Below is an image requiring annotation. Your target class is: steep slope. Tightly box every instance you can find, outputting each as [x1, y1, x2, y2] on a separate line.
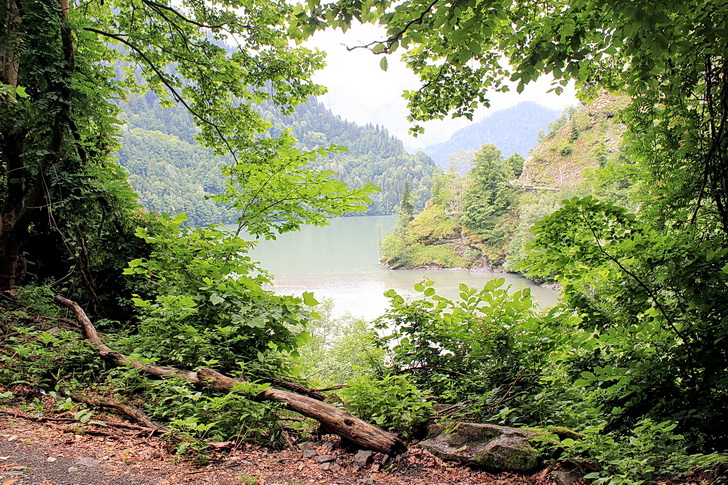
[521, 94, 629, 189]
[382, 93, 631, 271]
[423, 102, 562, 168]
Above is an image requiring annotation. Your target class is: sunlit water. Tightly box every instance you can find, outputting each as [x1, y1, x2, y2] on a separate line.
[226, 215, 559, 320]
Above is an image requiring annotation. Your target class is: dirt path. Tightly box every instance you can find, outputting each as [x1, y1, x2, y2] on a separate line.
[0, 410, 559, 485]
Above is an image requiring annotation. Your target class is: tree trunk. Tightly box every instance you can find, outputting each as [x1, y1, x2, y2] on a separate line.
[54, 295, 406, 455]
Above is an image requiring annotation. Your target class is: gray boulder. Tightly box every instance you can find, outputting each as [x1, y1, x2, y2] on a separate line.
[418, 422, 540, 472]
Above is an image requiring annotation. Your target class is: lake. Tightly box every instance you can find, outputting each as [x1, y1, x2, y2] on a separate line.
[230, 215, 559, 320]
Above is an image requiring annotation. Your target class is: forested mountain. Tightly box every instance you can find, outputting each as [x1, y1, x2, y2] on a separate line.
[116, 94, 437, 225]
[422, 102, 562, 169]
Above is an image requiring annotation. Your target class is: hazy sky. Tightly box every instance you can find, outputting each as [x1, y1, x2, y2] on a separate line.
[306, 24, 578, 151]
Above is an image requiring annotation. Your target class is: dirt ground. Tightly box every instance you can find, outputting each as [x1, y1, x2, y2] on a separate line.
[0, 407, 566, 485]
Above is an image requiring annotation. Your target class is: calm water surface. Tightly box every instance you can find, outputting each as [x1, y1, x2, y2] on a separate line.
[230, 215, 558, 320]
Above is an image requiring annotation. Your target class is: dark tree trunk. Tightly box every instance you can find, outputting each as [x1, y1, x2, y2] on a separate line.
[0, 0, 76, 290]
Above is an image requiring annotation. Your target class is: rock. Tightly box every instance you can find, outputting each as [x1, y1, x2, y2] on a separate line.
[353, 450, 373, 466]
[68, 466, 79, 473]
[302, 449, 318, 459]
[418, 422, 540, 472]
[314, 454, 337, 463]
[551, 468, 584, 485]
[298, 441, 318, 450]
[357, 478, 376, 485]
[74, 457, 100, 468]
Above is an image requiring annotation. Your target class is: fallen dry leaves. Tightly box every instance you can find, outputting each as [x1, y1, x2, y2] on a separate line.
[0, 405, 560, 485]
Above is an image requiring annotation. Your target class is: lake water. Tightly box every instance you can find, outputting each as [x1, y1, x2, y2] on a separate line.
[230, 215, 559, 320]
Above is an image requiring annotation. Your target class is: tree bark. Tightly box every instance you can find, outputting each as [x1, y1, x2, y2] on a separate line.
[54, 295, 406, 455]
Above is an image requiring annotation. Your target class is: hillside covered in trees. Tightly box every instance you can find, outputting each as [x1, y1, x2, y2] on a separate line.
[117, 93, 437, 225]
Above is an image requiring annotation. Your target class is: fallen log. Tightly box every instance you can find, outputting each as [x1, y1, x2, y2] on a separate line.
[54, 295, 406, 455]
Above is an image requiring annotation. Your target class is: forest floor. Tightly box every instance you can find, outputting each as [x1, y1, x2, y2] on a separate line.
[0, 405, 567, 485]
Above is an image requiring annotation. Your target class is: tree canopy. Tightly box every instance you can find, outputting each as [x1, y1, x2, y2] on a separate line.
[0, 0, 374, 291]
[294, 0, 727, 231]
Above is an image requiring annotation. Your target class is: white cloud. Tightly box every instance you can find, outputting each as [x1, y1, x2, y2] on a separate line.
[306, 24, 578, 151]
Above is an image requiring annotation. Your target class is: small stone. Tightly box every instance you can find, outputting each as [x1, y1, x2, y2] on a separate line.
[68, 466, 80, 473]
[330, 464, 341, 472]
[357, 479, 376, 485]
[302, 449, 318, 459]
[75, 457, 100, 468]
[314, 454, 337, 463]
[47, 456, 57, 462]
[353, 450, 373, 466]
[551, 469, 584, 485]
[321, 462, 331, 471]
[298, 441, 318, 450]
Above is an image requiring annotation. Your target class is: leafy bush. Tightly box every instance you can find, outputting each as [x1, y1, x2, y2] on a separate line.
[374, 279, 580, 425]
[340, 374, 432, 437]
[524, 196, 728, 449]
[0, 298, 103, 391]
[561, 419, 688, 484]
[121, 214, 315, 375]
[295, 303, 385, 386]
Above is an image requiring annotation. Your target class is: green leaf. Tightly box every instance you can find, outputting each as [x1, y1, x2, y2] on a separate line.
[380, 56, 389, 71]
[302, 291, 319, 306]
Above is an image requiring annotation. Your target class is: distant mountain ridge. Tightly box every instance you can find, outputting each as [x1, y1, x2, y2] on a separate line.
[423, 102, 562, 168]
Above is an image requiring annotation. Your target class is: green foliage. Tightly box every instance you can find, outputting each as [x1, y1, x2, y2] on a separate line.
[382, 144, 520, 270]
[121, 214, 314, 374]
[562, 419, 687, 484]
[459, 144, 515, 243]
[340, 374, 433, 437]
[295, 302, 385, 386]
[523, 196, 728, 448]
[374, 279, 578, 425]
[144, 379, 285, 449]
[380, 204, 469, 268]
[0, 295, 105, 390]
[118, 95, 438, 226]
[397, 181, 415, 228]
[503, 195, 562, 275]
[215, 132, 377, 240]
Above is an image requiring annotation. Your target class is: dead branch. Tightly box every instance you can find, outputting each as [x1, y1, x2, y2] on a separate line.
[60, 389, 169, 433]
[262, 376, 326, 401]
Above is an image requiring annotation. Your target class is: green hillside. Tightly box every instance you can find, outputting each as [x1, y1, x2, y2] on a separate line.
[521, 94, 630, 189]
[116, 94, 438, 226]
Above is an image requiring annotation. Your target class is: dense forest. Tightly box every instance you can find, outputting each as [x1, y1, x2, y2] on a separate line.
[118, 92, 437, 226]
[1, 0, 727, 482]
